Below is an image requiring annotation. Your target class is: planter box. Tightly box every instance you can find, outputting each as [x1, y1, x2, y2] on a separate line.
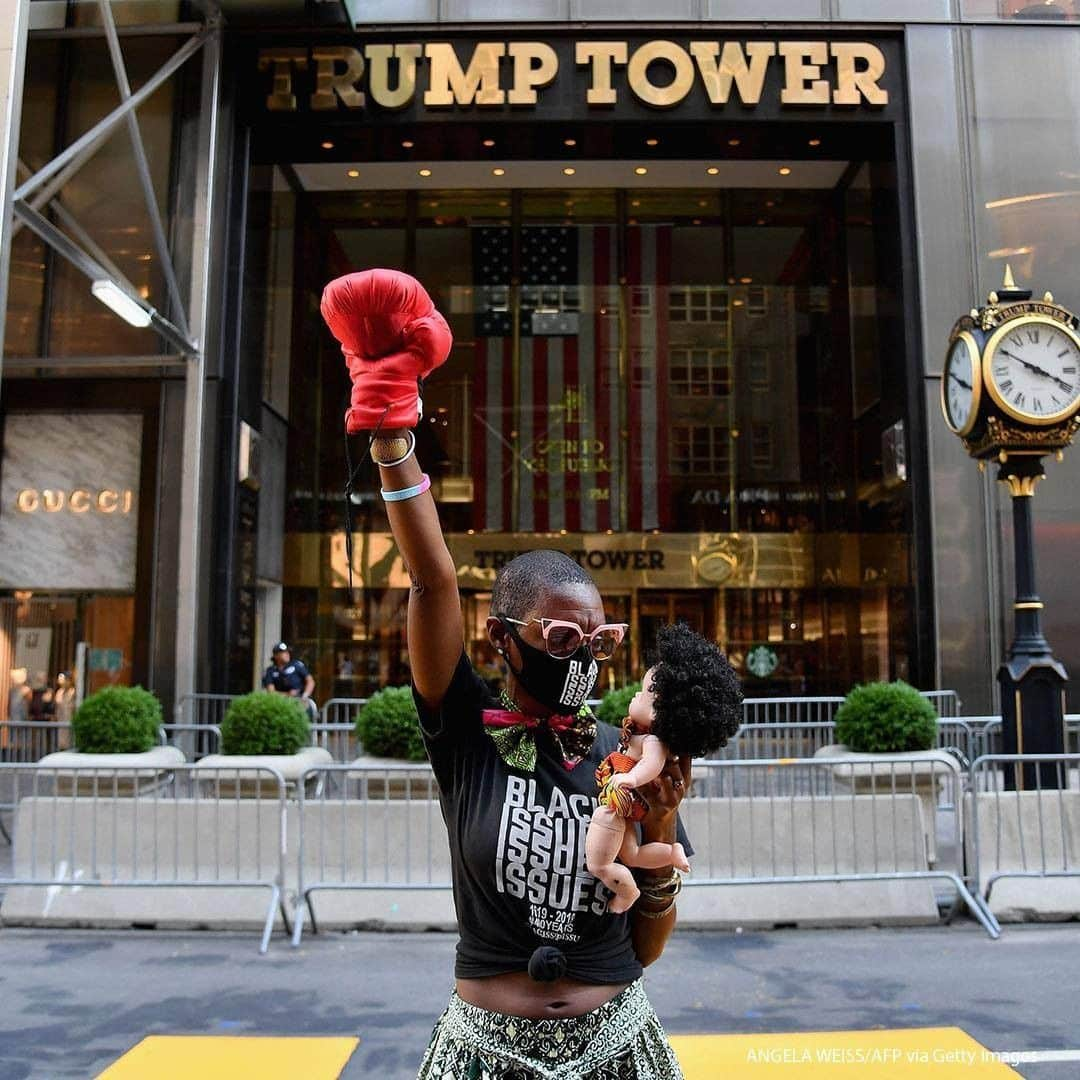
[35, 747, 186, 796]
[813, 745, 961, 866]
[192, 747, 333, 798]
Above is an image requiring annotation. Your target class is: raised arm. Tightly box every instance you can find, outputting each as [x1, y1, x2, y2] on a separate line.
[321, 269, 463, 710]
[373, 430, 463, 708]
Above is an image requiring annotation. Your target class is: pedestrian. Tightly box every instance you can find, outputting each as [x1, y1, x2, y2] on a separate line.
[261, 643, 316, 714]
[322, 268, 693, 1079]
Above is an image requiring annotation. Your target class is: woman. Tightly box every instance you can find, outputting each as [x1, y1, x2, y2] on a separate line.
[322, 269, 690, 1079]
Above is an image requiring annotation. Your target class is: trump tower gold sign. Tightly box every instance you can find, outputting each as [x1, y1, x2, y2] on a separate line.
[257, 38, 890, 114]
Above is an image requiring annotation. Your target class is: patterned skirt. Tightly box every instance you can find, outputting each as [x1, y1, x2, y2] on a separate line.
[416, 979, 684, 1080]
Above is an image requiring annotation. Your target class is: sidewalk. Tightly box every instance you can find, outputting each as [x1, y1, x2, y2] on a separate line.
[0, 924, 1076, 1078]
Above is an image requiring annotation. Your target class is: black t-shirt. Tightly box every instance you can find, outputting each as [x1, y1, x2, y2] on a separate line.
[413, 652, 689, 985]
[262, 660, 310, 694]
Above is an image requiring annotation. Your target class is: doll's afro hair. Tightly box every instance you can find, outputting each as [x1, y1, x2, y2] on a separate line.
[649, 623, 742, 759]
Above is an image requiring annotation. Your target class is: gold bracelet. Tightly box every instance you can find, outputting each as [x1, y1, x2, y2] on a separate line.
[636, 899, 676, 920]
[639, 870, 682, 904]
[370, 431, 414, 466]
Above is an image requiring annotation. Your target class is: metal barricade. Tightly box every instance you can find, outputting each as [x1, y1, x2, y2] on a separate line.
[309, 724, 360, 763]
[741, 696, 845, 726]
[921, 690, 961, 718]
[970, 717, 1079, 759]
[719, 722, 838, 761]
[0, 762, 289, 952]
[174, 693, 238, 729]
[159, 723, 221, 761]
[684, 756, 998, 938]
[319, 697, 368, 728]
[0, 721, 74, 761]
[291, 762, 445, 945]
[968, 753, 1080, 924]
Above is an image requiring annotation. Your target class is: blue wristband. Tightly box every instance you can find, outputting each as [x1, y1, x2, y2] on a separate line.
[381, 473, 432, 502]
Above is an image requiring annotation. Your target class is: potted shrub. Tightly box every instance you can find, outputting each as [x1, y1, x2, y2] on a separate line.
[353, 687, 430, 798]
[594, 682, 642, 729]
[194, 693, 331, 797]
[40, 685, 184, 794]
[815, 681, 958, 865]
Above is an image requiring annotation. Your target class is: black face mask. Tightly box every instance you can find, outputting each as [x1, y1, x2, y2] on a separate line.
[499, 618, 602, 713]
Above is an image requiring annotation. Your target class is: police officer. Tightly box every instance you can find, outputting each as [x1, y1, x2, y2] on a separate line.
[262, 642, 316, 706]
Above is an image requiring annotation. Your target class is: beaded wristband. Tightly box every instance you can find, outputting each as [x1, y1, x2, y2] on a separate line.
[370, 430, 416, 467]
[381, 473, 431, 503]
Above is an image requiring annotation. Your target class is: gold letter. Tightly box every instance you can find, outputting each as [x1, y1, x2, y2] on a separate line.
[424, 43, 505, 107]
[575, 42, 628, 106]
[690, 41, 775, 105]
[627, 41, 695, 108]
[257, 49, 308, 111]
[16, 489, 38, 512]
[831, 42, 888, 105]
[311, 46, 365, 110]
[69, 490, 91, 513]
[507, 42, 558, 106]
[97, 490, 119, 513]
[43, 489, 64, 513]
[779, 42, 830, 105]
[366, 44, 422, 109]
[122, 489, 134, 514]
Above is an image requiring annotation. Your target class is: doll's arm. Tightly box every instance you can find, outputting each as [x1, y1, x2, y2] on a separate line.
[614, 736, 668, 789]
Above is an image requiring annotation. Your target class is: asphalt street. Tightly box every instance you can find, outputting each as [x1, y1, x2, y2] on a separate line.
[0, 924, 1077, 1079]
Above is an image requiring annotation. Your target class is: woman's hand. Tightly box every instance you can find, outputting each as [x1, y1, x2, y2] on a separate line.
[638, 754, 692, 841]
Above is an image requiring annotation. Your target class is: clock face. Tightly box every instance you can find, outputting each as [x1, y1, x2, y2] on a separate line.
[942, 332, 981, 435]
[985, 317, 1080, 425]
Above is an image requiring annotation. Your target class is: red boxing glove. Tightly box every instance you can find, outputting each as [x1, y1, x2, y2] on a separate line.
[320, 269, 453, 434]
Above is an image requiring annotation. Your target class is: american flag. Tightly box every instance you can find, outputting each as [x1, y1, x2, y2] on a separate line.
[471, 225, 671, 534]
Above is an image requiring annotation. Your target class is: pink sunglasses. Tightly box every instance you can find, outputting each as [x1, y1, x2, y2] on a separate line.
[501, 616, 629, 660]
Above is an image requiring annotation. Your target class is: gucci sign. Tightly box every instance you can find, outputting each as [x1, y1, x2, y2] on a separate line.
[16, 488, 135, 514]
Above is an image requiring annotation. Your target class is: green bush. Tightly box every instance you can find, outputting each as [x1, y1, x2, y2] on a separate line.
[71, 686, 162, 754]
[220, 692, 310, 755]
[834, 681, 938, 754]
[355, 687, 427, 761]
[593, 682, 642, 728]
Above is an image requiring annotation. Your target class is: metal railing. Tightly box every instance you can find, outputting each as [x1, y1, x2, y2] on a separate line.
[159, 723, 221, 761]
[0, 721, 74, 761]
[738, 690, 961, 727]
[0, 763, 289, 952]
[968, 753, 1080, 919]
[683, 756, 998, 938]
[173, 693, 238, 729]
[717, 719, 980, 771]
[291, 762, 445, 945]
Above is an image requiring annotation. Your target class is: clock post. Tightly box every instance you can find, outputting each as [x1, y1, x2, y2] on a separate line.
[942, 266, 1080, 790]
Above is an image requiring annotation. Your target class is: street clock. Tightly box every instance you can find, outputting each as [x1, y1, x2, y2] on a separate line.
[941, 266, 1079, 790]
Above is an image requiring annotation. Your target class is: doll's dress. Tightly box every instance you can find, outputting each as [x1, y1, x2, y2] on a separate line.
[595, 717, 650, 823]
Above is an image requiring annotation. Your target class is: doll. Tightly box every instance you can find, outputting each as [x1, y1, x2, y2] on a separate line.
[585, 622, 742, 914]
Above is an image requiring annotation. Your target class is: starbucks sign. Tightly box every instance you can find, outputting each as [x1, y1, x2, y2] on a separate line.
[746, 645, 779, 679]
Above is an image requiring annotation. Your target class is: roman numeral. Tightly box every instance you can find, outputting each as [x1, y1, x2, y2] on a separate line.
[1027, 329, 1040, 345]
[1015, 392, 1025, 407]
[995, 366, 1009, 377]
[1009, 334, 1023, 348]
[1052, 396, 1062, 406]
[1064, 366, 1077, 374]
[1064, 383, 1075, 394]
[1059, 350, 1071, 359]
[1000, 379, 1014, 392]
[1033, 397, 1042, 412]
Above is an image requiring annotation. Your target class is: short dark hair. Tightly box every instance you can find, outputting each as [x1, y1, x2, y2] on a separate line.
[491, 550, 597, 620]
[650, 623, 742, 758]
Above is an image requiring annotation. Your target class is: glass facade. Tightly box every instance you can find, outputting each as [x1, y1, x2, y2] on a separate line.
[255, 127, 917, 699]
